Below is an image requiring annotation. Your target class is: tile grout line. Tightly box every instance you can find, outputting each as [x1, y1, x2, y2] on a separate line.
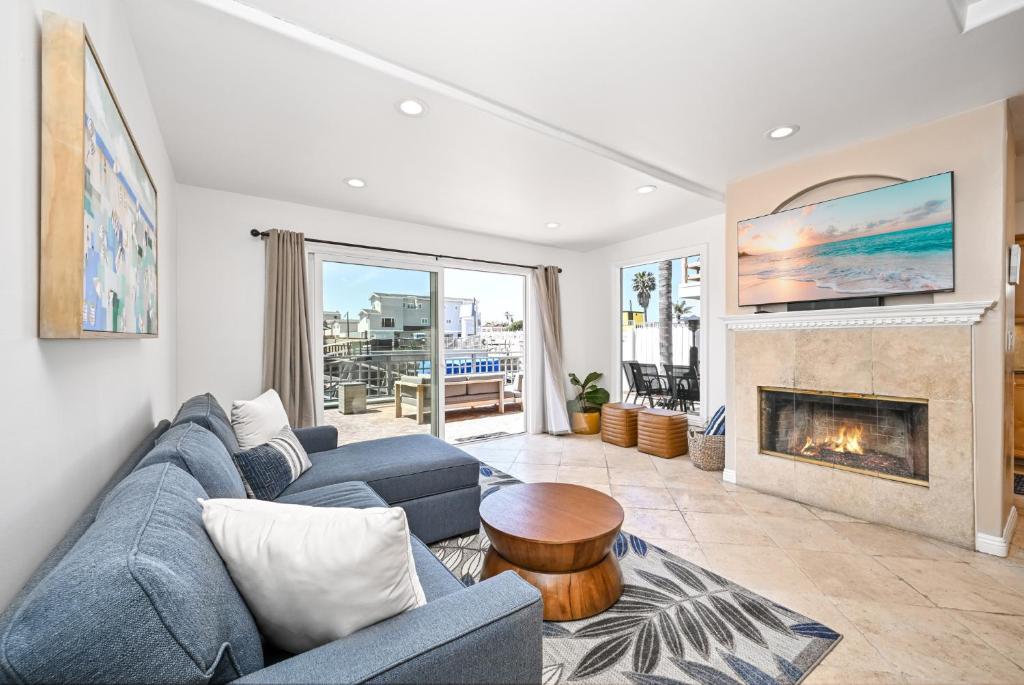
[758, 520, 908, 678]
[944, 609, 1024, 676]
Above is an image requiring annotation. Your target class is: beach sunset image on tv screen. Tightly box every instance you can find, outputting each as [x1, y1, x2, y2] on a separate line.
[737, 172, 953, 307]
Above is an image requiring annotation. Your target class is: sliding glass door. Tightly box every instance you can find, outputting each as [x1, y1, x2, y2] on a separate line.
[310, 249, 533, 444]
[314, 258, 441, 443]
[442, 268, 526, 443]
[618, 247, 707, 422]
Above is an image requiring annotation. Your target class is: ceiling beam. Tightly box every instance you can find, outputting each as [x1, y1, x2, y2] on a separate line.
[190, 0, 725, 202]
[946, 0, 1024, 31]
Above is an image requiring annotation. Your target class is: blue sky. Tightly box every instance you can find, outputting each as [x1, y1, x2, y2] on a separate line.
[738, 172, 952, 256]
[620, 259, 683, 323]
[323, 263, 525, 322]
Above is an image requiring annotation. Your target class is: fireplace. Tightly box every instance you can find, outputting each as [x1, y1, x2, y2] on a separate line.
[759, 387, 928, 485]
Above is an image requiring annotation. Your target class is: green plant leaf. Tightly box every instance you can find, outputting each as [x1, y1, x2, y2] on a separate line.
[567, 371, 609, 410]
[584, 387, 610, 406]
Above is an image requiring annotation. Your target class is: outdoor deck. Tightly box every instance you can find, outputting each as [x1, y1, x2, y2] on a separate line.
[324, 402, 525, 445]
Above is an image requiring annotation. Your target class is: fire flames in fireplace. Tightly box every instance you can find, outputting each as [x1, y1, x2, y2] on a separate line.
[799, 423, 864, 457]
[759, 387, 929, 484]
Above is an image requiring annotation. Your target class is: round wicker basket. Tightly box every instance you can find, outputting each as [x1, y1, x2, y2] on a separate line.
[688, 429, 725, 471]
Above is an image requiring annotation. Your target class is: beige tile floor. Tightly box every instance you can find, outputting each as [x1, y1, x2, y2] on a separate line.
[460, 432, 1024, 685]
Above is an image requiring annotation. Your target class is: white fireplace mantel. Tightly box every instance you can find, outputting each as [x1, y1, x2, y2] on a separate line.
[722, 300, 995, 331]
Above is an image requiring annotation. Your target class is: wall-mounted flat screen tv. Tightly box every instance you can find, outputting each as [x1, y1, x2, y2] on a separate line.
[737, 171, 953, 307]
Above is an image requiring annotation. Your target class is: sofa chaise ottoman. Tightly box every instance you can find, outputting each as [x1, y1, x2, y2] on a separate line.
[277, 433, 480, 543]
[0, 395, 542, 684]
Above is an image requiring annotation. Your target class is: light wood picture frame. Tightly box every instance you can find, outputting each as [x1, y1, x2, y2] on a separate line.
[40, 12, 158, 339]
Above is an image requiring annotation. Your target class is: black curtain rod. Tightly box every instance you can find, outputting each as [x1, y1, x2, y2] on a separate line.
[249, 229, 562, 273]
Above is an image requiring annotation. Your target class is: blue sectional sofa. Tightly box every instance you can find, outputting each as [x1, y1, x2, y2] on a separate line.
[0, 394, 543, 684]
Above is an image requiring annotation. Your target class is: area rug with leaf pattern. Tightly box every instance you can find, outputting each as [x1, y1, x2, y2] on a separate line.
[428, 464, 841, 685]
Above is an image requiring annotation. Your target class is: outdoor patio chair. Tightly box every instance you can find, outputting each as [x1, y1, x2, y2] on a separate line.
[663, 363, 685, 411]
[621, 360, 638, 403]
[664, 363, 699, 412]
[505, 373, 524, 407]
[629, 362, 671, 408]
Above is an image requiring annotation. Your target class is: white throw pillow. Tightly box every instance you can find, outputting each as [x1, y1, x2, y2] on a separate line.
[200, 498, 427, 653]
[231, 389, 290, 449]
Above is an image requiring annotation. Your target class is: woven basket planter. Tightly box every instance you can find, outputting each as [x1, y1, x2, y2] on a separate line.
[688, 430, 725, 471]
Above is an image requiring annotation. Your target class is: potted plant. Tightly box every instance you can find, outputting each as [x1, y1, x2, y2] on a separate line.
[567, 371, 611, 435]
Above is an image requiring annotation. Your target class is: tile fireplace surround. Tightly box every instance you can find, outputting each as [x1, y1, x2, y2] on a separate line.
[724, 301, 994, 548]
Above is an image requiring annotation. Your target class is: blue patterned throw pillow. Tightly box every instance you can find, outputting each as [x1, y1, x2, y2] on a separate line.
[705, 405, 726, 436]
[232, 426, 312, 500]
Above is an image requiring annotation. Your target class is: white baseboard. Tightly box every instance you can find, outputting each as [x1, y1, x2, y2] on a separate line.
[722, 468, 737, 484]
[975, 506, 1018, 557]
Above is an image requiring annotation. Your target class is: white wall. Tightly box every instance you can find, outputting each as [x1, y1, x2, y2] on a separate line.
[175, 184, 593, 408]
[585, 214, 727, 420]
[0, 0, 178, 608]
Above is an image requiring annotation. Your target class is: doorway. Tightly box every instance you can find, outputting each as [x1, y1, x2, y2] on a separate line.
[617, 247, 708, 424]
[316, 259, 440, 444]
[311, 251, 531, 445]
[442, 268, 527, 443]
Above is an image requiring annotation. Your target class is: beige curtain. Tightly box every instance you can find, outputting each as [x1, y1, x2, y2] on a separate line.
[262, 229, 316, 427]
[533, 266, 571, 434]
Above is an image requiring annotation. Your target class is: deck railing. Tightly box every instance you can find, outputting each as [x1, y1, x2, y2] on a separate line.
[323, 348, 523, 407]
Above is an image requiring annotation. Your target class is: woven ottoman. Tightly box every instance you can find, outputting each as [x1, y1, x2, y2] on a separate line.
[601, 403, 644, 447]
[637, 408, 689, 459]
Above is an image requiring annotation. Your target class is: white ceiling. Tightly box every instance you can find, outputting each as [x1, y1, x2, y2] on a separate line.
[125, 0, 1024, 250]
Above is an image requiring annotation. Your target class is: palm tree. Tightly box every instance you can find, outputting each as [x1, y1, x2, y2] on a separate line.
[673, 301, 693, 324]
[631, 270, 655, 322]
[658, 260, 673, 368]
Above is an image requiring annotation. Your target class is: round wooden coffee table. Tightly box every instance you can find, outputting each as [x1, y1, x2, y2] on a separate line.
[479, 482, 625, 621]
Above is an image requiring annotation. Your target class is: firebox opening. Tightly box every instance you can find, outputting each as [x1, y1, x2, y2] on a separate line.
[758, 387, 928, 485]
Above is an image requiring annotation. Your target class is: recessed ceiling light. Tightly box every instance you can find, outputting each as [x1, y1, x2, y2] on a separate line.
[766, 124, 800, 140]
[545, 222, 560, 229]
[344, 177, 366, 188]
[636, 184, 658, 194]
[396, 98, 427, 117]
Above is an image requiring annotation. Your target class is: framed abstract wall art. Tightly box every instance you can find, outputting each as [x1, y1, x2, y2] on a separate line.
[40, 12, 158, 338]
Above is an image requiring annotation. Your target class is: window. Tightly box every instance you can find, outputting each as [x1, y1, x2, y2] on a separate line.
[685, 255, 701, 283]
[381, 317, 395, 328]
[421, 318, 429, 324]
